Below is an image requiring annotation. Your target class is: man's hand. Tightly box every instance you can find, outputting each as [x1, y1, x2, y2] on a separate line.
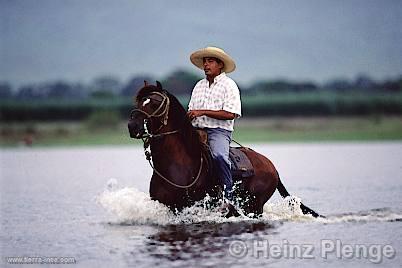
[187, 110, 204, 120]
[187, 110, 237, 120]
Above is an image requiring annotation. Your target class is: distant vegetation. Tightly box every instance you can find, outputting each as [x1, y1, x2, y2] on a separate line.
[1, 70, 401, 121]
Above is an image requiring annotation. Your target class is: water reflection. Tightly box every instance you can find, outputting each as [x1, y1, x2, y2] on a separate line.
[145, 221, 278, 262]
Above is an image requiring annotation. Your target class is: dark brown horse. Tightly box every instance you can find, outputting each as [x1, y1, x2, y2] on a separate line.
[128, 81, 322, 218]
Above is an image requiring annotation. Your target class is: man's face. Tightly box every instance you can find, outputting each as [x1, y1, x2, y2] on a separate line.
[203, 57, 223, 78]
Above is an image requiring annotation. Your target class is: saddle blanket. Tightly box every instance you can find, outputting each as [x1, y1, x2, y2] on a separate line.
[229, 147, 255, 179]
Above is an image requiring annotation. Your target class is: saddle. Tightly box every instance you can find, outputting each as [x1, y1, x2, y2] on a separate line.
[229, 147, 255, 179]
[197, 129, 255, 180]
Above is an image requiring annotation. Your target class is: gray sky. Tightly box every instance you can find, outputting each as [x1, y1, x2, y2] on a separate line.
[1, 0, 402, 87]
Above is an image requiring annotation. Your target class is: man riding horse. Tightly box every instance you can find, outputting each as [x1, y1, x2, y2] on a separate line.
[127, 48, 322, 218]
[187, 46, 241, 208]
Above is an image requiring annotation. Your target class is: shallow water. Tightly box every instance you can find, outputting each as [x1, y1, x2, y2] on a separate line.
[1, 142, 401, 267]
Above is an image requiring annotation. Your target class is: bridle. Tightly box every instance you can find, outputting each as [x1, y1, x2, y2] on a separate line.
[130, 91, 179, 139]
[130, 90, 204, 190]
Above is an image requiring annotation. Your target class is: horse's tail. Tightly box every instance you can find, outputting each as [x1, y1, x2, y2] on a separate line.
[276, 173, 324, 218]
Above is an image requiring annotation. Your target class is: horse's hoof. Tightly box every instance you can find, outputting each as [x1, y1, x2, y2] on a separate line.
[223, 204, 240, 218]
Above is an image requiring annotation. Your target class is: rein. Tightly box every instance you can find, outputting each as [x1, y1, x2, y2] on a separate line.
[145, 149, 204, 189]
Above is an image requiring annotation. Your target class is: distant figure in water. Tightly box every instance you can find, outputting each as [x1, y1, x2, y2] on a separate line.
[22, 135, 33, 146]
[22, 127, 35, 146]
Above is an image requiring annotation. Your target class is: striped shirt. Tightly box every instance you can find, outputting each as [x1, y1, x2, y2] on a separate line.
[188, 72, 242, 131]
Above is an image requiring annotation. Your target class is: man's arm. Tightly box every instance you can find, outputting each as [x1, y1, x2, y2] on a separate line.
[187, 110, 237, 120]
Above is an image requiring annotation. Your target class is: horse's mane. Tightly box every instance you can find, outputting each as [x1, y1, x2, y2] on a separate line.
[136, 82, 205, 157]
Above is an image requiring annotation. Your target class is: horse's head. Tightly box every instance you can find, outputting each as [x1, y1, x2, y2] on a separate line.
[128, 81, 171, 139]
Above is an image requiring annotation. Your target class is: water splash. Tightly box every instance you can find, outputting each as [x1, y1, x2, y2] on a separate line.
[96, 179, 172, 225]
[262, 196, 311, 221]
[96, 179, 402, 225]
[96, 179, 312, 225]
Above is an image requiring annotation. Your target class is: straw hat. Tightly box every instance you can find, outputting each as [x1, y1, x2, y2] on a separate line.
[190, 46, 236, 73]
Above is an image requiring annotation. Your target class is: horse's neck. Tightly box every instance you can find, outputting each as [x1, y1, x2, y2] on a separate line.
[150, 130, 200, 165]
[149, 129, 203, 187]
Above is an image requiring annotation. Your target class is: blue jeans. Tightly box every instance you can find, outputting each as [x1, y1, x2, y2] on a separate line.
[206, 128, 233, 201]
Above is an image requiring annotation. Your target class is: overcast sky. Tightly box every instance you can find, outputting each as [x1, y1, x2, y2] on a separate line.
[1, 0, 402, 87]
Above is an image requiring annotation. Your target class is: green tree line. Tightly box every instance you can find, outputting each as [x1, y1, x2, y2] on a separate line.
[1, 70, 401, 121]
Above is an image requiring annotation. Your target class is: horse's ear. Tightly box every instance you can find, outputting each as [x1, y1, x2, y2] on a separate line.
[156, 81, 163, 90]
[144, 80, 148, 87]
